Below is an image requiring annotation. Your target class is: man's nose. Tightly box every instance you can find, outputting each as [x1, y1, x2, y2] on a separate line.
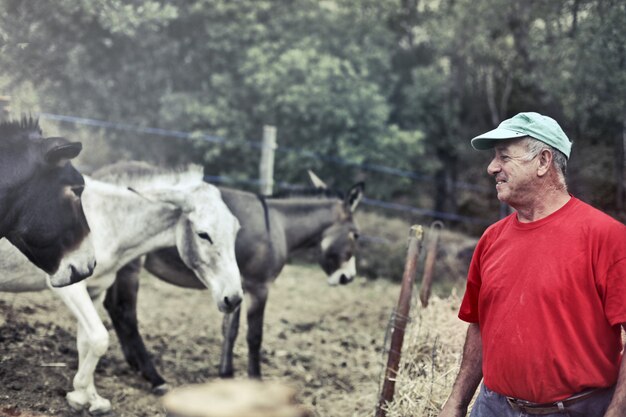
[487, 159, 500, 176]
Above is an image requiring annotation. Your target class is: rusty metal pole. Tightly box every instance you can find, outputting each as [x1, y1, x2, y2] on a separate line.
[376, 225, 424, 417]
[419, 220, 444, 308]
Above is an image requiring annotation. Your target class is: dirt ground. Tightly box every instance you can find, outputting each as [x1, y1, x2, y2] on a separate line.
[0, 264, 404, 417]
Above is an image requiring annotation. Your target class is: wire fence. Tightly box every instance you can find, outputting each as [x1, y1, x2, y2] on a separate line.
[38, 112, 494, 227]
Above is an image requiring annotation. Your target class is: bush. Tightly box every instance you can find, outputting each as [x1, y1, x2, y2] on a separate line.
[355, 211, 411, 282]
[355, 211, 478, 289]
[288, 209, 478, 293]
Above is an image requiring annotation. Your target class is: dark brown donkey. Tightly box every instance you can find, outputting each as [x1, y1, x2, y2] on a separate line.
[102, 170, 363, 393]
[0, 118, 95, 286]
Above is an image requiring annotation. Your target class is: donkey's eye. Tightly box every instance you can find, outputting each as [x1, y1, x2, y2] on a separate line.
[70, 185, 84, 198]
[197, 232, 213, 244]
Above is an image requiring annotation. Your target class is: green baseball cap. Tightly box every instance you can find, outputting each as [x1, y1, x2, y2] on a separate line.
[471, 112, 572, 159]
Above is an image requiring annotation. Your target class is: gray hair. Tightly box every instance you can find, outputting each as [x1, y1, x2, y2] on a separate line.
[522, 137, 568, 181]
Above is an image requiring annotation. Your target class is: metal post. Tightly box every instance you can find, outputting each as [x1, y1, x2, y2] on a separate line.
[259, 125, 277, 196]
[376, 225, 424, 417]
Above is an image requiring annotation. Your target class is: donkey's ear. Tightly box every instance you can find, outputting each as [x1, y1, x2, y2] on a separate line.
[307, 170, 327, 189]
[345, 182, 364, 212]
[43, 137, 82, 166]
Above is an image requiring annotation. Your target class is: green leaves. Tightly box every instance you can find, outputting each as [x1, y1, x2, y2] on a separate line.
[0, 0, 623, 219]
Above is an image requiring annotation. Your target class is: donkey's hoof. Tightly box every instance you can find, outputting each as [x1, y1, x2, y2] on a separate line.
[152, 383, 170, 396]
[88, 397, 112, 415]
[66, 390, 89, 411]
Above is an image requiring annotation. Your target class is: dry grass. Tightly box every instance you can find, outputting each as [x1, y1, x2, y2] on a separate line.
[382, 292, 469, 417]
[0, 264, 413, 417]
[0, 256, 472, 417]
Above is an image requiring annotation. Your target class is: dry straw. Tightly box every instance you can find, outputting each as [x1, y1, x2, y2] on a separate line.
[382, 293, 471, 417]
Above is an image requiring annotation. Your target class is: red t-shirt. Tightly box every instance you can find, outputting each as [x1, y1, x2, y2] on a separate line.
[459, 196, 626, 403]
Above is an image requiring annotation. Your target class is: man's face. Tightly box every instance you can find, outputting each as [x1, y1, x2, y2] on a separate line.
[486, 138, 539, 207]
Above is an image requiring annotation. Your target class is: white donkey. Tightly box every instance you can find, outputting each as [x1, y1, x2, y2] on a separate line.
[0, 164, 243, 414]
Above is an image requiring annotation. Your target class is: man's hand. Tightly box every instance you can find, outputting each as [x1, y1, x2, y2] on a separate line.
[438, 401, 469, 417]
[437, 323, 483, 417]
[603, 324, 626, 416]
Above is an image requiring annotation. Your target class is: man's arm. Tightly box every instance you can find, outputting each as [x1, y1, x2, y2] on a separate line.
[603, 324, 626, 417]
[438, 323, 483, 417]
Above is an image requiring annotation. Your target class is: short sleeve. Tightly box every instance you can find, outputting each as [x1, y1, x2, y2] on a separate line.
[458, 240, 484, 323]
[603, 257, 626, 326]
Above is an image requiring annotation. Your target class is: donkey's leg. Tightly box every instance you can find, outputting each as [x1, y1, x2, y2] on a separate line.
[53, 282, 111, 415]
[70, 323, 112, 414]
[218, 306, 241, 378]
[103, 259, 169, 394]
[246, 285, 269, 378]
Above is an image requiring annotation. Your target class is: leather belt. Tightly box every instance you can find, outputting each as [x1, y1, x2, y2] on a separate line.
[506, 388, 610, 415]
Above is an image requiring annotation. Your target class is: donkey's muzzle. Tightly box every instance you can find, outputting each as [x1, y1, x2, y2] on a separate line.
[69, 259, 97, 284]
[222, 293, 243, 313]
[339, 274, 354, 285]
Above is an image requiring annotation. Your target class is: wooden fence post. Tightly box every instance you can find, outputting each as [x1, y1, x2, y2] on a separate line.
[259, 125, 277, 196]
[419, 220, 444, 308]
[376, 225, 424, 417]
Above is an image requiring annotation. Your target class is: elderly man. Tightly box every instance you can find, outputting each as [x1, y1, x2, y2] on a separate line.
[438, 112, 626, 417]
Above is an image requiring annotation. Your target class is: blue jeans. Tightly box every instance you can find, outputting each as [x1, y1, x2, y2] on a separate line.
[469, 384, 614, 417]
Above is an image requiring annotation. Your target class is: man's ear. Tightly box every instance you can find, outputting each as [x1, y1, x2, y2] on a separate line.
[537, 149, 553, 177]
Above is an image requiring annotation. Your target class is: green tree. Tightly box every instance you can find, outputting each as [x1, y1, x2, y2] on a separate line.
[0, 0, 623, 228]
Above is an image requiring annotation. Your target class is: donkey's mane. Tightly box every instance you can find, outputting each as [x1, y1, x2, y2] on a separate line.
[93, 161, 204, 191]
[0, 117, 42, 143]
[269, 187, 344, 200]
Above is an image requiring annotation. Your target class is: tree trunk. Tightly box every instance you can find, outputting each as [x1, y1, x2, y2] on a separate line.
[486, 69, 500, 125]
[434, 150, 458, 218]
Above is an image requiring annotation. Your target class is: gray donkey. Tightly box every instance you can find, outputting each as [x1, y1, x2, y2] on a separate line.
[101, 167, 364, 393]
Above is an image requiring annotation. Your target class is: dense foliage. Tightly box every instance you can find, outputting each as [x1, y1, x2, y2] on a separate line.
[1, 0, 624, 236]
